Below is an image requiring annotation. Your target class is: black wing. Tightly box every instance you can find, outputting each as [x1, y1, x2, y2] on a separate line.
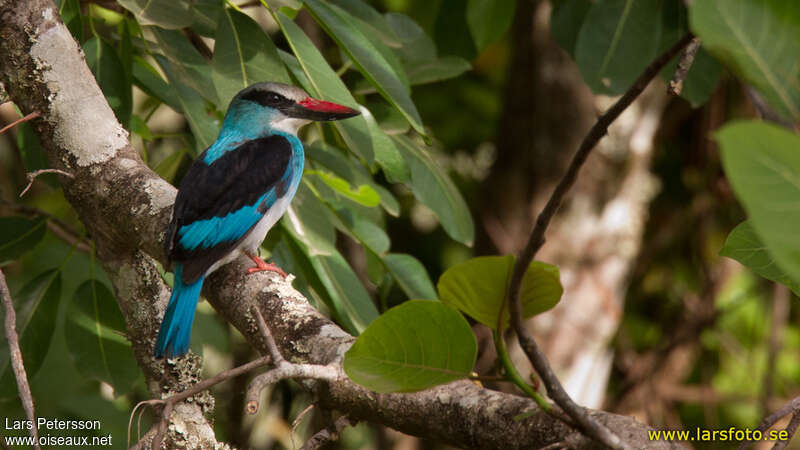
[165, 135, 293, 283]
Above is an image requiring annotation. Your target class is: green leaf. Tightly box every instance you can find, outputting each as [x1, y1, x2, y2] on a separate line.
[393, 136, 474, 246]
[212, 8, 290, 104]
[384, 253, 437, 300]
[331, 0, 401, 46]
[117, 0, 193, 29]
[384, 13, 470, 86]
[303, 0, 426, 137]
[717, 121, 800, 286]
[305, 142, 398, 217]
[466, 0, 516, 51]
[438, 256, 563, 330]
[343, 300, 476, 393]
[58, 0, 83, 42]
[690, 0, 800, 121]
[575, 0, 663, 95]
[362, 107, 409, 183]
[385, 13, 436, 63]
[157, 56, 220, 153]
[283, 182, 337, 255]
[0, 217, 47, 264]
[334, 209, 390, 255]
[0, 270, 61, 398]
[551, 0, 592, 57]
[65, 280, 139, 394]
[405, 56, 471, 86]
[132, 56, 183, 112]
[310, 171, 380, 207]
[721, 221, 800, 295]
[151, 28, 220, 107]
[153, 148, 186, 183]
[307, 250, 380, 334]
[192, 0, 226, 37]
[274, 11, 374, 164]
[84, 37, 132, 127]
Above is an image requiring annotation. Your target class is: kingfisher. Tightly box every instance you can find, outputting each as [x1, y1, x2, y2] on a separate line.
[155, 82, 360, 358]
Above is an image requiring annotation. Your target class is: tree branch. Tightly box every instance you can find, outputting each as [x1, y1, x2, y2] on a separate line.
[0, 1, 683, 448]
[504, 33, 696, 450]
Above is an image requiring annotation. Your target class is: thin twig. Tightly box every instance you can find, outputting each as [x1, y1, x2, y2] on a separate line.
[245, 361, 339, 414]
[668, 37, 701, 96]
[504, 33, 695, 450]
[253, 306, 284, 364]
[0, 269, 41, 450]
[300, 416, 354, 450]
[0, 110, 40, 135]
[771, 411, 800, 450]
[130, 356, 271, 449]
[738, 395, 800, 450]
[292, 403, 316, 432]
[19, 169, 74, 197]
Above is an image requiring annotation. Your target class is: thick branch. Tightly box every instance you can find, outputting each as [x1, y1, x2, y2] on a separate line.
[0, 1, 682, 448]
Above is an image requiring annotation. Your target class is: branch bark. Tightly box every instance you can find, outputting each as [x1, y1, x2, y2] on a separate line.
[0, 1, 682, 448]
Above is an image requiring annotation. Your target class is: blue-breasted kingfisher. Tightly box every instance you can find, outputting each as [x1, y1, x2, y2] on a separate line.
[155, 82, 360, 358]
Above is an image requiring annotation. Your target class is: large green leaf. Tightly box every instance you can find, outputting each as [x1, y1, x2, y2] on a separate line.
[466, 0, 516, 51]
[343, 300, 476, 393]
[274, 11, 374, 164]
[65, 280, 139, 394]
[212, 8, 290, 104]
[383, 253, 437, 300]
[84, 36, 132, 127]
[0, 217, 47, 264]
[117, 0, 193, 29]
[393, 136, 474, 246]
[718, 121, 800, 286]
[0, 270, 61, 398]
[721, 221, 800, 295]
[690, 0, 800, 121]
[574, 0, 662, 95]
[303, 0, 425, 137]
[438, 256, 563, 330]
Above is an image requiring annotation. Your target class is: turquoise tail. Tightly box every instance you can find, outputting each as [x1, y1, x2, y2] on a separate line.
[154, 264, 204, 358]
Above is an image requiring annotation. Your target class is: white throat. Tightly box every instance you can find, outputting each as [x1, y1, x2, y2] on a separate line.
[270, 116, 311, 135]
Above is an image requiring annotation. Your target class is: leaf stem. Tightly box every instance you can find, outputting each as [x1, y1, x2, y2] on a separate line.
[493, 329, 550, 412]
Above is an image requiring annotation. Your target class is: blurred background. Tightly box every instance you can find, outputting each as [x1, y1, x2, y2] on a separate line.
[1, 0, 797, 449]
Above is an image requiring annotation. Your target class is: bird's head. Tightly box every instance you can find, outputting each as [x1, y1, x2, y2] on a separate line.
[225, 82, 361, 136]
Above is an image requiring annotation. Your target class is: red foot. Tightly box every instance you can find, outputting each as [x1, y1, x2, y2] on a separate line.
[246, 252, 287, 278]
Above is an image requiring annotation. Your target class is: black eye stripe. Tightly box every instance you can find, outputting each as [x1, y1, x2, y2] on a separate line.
[239, 90, 293, 107]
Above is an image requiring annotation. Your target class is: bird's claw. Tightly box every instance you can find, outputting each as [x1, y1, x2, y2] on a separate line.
[246, 253, 287, 278]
